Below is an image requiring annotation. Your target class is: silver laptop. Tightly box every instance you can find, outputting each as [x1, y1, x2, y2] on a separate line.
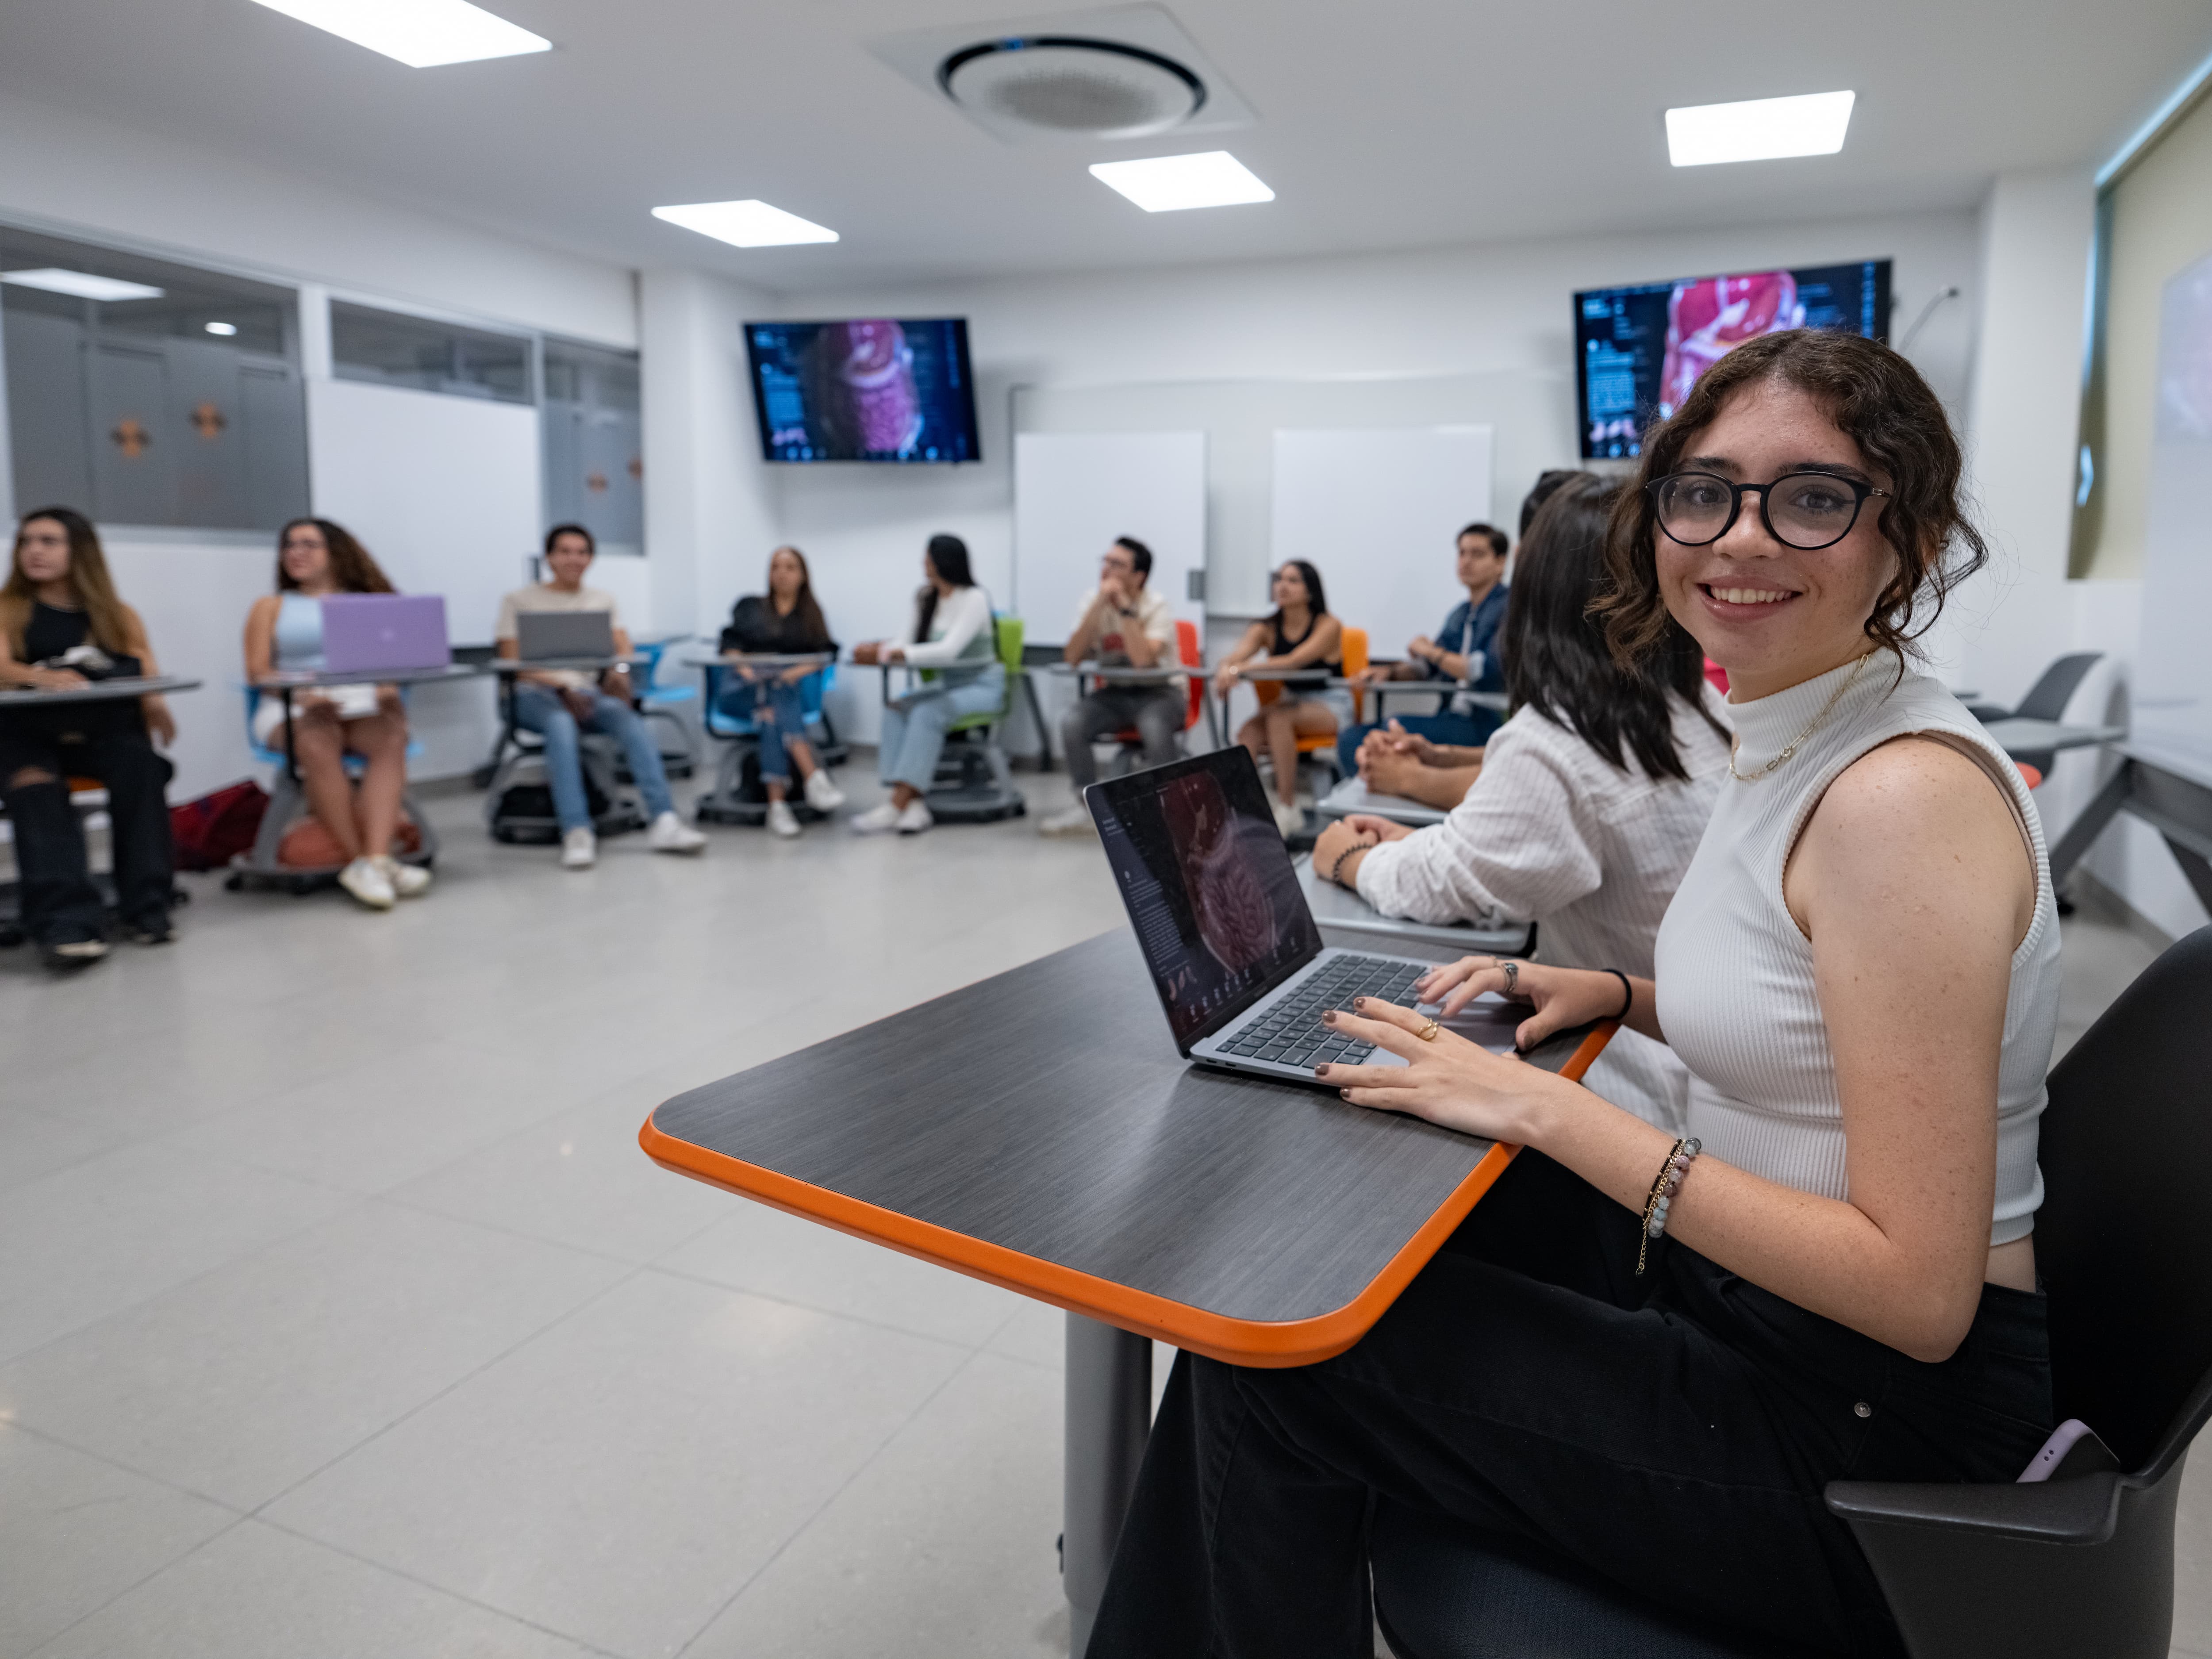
[1086, 747, 1523, 1086]
[516, 609, 614, 662]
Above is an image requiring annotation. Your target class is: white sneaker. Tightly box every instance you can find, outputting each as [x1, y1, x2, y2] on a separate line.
[766, 800, 801, 838]
[849, 802, 902, 835]
[895, 799, 934, 835]
[375, 855, 431, 897]
[647, 810, 707, 854]
[1039, 805, 1095, 838]
[338, 856, 396, 910]
[1271, 799, 1307, 837]
[802, 769, 846, 811]
[561, 827, 597, 869]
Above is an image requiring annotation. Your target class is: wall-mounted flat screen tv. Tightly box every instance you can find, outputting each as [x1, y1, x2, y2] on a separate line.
[1573, 260, 1892, 458]
[745, 318, 980, 463]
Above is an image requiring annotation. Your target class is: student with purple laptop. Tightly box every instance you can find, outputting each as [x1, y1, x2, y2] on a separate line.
[242, 518, 430, 911]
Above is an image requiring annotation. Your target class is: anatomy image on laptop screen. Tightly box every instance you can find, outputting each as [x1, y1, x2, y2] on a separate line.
[1095, 759, 1318, 1046]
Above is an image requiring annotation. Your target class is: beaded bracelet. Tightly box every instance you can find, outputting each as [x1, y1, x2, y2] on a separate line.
[1634, 1137, 1701, 1278]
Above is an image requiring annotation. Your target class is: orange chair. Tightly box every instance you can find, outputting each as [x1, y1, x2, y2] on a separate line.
[1103, 619, 1205, 770]
[1254, 626, 1363, 792]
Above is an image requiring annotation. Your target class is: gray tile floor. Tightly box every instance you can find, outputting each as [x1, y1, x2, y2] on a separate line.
[0, 770, 2200, 1658]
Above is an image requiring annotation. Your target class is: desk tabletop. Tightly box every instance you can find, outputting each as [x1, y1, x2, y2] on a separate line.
[1979, 717, 2127, 754]
[1295, 854, 1530, 955]
[254, 663, 489, 689]
[679, 650, 836, 670]
[643, 928, 1610, 1367]
[1048, 661, 1187, 682]
[1316, 777, 1449, 826]
[487, 655, 647, 674]
[0, 674, 202, 707]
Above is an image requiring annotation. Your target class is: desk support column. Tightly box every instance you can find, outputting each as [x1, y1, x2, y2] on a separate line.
[1064, 1313, 1152, 1659]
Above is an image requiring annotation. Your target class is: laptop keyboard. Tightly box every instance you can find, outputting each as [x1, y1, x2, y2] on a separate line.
[1216, 955, 1429, 1069]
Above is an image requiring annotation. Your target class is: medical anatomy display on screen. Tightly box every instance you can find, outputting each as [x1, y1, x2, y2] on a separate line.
[1574, 261, 1892, 458]
[1094, 763, 1318, 1048]
[745, 318, 980, 463]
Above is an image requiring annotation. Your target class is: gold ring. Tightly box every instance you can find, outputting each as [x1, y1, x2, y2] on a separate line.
[1416, 1019, 1440, 1042]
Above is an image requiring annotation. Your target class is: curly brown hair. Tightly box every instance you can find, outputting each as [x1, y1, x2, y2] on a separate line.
[276, 518, 395, 595]
[1596, 330, 1987, 667]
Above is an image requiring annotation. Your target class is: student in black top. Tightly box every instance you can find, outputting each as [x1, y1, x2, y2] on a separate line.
[717, 545, 845, 835]
[1211, 560, 1345, 835]
[0, 507, 177, 967]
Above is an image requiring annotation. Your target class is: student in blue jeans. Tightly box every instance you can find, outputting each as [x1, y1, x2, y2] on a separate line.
[717, 545, 846, 837]
[1335, 521, 1511, 776]
[495, 524, 706, 868]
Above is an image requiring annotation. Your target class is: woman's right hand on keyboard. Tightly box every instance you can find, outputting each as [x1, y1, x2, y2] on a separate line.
[1415, 958, 1624, 1050]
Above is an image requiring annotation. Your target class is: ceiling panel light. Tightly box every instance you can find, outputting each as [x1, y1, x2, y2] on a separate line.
[1089, 150, 1273, 211]
[247, 0, 550, 69]
[0, 268, 165, 302]
[650, 200, 839, 248]
[205, 321, 240, 336]
[1666, 91, 1855, 167]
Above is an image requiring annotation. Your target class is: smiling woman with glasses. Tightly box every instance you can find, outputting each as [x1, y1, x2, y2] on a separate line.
[1087, 330, 2066, 1659]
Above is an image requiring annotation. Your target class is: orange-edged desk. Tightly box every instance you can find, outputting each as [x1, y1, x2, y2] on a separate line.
[641, 927, 1612, 1654]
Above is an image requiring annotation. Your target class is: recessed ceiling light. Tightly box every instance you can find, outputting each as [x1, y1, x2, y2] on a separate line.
[246, 0, 550, 69]
[650, 200, 839, 248]
[1088, 150, 1274, 212]
[1666, 91, 1855, 167]
[205, 321, 239, 336]
[0, 268, 165, 302]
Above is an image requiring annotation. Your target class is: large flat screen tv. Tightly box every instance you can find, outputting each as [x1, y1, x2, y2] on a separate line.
[745, 318, 980, 463]
[1573, 260, 1892, 459]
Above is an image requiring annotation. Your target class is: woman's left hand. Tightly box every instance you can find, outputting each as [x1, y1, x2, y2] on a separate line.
[1314, 997, 1555, 1144]
[144, 697, 177, 748]
[780, 663, 812, 684]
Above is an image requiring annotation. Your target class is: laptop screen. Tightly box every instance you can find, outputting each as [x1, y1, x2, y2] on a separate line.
[1087, 749, 1321, 1048]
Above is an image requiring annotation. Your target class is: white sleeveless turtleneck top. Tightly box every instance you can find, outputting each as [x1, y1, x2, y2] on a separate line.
[1652, 654, 2062, 1246]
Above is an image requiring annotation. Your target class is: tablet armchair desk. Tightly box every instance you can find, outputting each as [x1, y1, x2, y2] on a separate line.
[641, 928, 1613, 1655]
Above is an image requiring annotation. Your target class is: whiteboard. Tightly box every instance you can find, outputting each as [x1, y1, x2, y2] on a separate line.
[306, 378, 541, 646]
[2133, 250, 2212, 789]
[1270, 427, 1494, 669]
[1013, 431, 1206, 645]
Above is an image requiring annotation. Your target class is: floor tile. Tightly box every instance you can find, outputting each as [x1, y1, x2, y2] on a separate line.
[0, 1143, 355, 1367]
[983, 1299, 1068, 1371]
[655, 1201, 1029, 1348]
[0, 1106, 123, 1194]
[685, 1351, 1067, 1659]
[0, 1202, 629, 1510]
[264, 1270, 969, 1659]
[29, 1518, 604, 1659]
[0, 1424, 237, 1656]
[2172, 1441, 2212, 1656]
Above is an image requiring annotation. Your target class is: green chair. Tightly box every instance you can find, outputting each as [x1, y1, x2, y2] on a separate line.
[921, 614, 1028, 823]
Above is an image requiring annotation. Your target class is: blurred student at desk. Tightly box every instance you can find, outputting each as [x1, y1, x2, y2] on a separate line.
[1335, 520, 1511, 775]
[718, 545, 845, 836]
[1038, 535, 1181, 838]
[1311, 474, 1731, 1128]
[0, 507, 178, 966]
[1212, 560, 1344, 837]
[1351, 723, 1486, 811]
[497, 523, 705, 868]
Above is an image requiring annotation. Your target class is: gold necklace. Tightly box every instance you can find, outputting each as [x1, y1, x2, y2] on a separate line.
[1728, 653, 1873, 782]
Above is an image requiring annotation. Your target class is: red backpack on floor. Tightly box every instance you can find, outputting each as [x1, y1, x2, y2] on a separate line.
[169, 780, 269, 871]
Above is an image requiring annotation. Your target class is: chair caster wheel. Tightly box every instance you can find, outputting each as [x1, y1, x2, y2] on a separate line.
[223, 873, 244, 892]
[0, 925, 24, 949]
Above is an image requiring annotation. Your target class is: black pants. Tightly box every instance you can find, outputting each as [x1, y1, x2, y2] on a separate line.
[0, 721, 175, 944]
[1087, 1152, 2052, 1659]
[1062, 687, 1187, 788]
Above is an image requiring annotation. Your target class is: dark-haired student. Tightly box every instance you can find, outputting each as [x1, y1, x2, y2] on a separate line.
[244, 516, 427, 911]
[1091, 330, 2061, 1659]
[1314, 473, 1729, 1128]
[0, 508, 177, 967]
[1336, 522, 1510, 776]
[848, 533, 1000, 837]
[1039, 535, 1182, 838]
[718, 544, 845, 837]
[1212, 560, 1344, 837]
[497, 523, 706, 869]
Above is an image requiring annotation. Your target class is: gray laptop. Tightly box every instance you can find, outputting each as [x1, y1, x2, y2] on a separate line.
[516, 608, 614, 662]
[1086, 746, 1524, 1086]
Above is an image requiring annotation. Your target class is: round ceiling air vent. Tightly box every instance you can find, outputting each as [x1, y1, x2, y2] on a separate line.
[938, 37, 1206, 140]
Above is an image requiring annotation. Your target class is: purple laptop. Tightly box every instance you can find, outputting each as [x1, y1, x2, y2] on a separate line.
[319, 594, 450, 674]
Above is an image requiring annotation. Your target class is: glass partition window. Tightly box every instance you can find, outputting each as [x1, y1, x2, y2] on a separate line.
[1, 224, 307, 531]
[541, 338, 641, 549]
[330, 301, 532, 403]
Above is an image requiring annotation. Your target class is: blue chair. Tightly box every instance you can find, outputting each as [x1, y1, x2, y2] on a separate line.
[628, 638, 699, 780]
[225, 687, 439, 893]
[695, 660, 846, 826]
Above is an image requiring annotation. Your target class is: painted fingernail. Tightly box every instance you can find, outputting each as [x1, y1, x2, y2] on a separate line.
[1339, 1088, 1352, 1099]
[1313, 1064, 1329, 1077]
[1321, 1010, 1337, 1024]
[1353, 996, 1367, 1009]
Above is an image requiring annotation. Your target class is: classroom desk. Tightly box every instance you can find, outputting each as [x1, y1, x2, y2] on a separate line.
[1046, 660, 1210, 752]
[641, 927, 1613, 1654]
[2049, 744, 2212, 911]
[1294, 852, 1534, 956]
[676, 649, 835, 672]
[1352, 679, 1511, 724]
[1977, 717, 2128, 761]
[0, 674, 202, 707]
[1316, 775, 1450, 827]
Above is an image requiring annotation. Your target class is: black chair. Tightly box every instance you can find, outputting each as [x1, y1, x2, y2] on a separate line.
[1967, 653, 2104, 776]
[1371, 925, 2212, 1659]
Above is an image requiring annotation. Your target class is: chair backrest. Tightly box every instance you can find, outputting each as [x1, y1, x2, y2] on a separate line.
[1340, 626, 1369, 723]
[2037, 924, 2212, 1475]
[632, 639, 668, 694]
[991, 614, 1024, 714]
[2013, 652, 2103, 722]
[1177, 618, 1203, 730]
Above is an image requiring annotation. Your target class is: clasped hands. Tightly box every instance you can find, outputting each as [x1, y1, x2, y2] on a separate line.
[1310, 956, 1626, 1143]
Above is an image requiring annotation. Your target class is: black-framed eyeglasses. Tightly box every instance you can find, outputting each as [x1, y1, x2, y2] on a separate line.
[1647, 470, 1891, 552]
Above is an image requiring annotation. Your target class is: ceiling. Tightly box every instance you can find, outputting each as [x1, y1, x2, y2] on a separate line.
[1, 0, 2208, 293]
